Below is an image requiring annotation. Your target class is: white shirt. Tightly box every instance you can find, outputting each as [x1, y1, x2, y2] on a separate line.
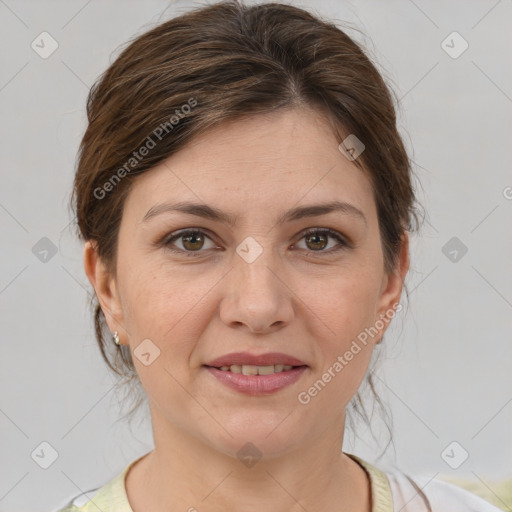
[350, 454, 504, 511]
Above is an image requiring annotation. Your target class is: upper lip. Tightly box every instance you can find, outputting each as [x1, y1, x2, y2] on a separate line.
[205, 352, 308, 367]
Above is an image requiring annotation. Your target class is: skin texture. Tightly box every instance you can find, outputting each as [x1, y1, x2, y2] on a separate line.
[84, 107, 409, 511]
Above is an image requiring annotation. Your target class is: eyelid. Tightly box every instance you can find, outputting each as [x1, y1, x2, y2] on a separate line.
[161, 227, 350, 256]
[293, 227, 350, 254]
[162, 228, 219, 254]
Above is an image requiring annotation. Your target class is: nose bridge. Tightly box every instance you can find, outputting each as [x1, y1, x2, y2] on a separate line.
[220, 234, 293, 332]
[233, 234, 281, 295]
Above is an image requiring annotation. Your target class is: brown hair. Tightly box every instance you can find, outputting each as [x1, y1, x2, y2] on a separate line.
[72, 0, 422, 453]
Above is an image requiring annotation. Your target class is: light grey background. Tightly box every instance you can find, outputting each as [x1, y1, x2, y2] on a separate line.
[1, 0, 511, 510]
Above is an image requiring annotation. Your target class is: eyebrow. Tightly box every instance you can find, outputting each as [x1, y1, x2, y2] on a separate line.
[142, 200, 367, 226]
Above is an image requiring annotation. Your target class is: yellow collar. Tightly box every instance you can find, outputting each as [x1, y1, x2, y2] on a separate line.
[80, 452, 394, 512]
[346, 453, 394, 512]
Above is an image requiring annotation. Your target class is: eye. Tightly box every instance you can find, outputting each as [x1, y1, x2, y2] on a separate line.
[293, 228, 348, 254]
[162, 228, 348, 257]
[163, 229, 217, 256]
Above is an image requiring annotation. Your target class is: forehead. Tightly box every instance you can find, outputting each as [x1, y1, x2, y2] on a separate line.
[124, 108, 377, 226]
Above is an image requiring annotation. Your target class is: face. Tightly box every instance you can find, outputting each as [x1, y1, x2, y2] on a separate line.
[85, 107, 408, 460]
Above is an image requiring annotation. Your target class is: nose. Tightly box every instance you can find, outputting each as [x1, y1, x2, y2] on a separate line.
[219, 242, 294, 334]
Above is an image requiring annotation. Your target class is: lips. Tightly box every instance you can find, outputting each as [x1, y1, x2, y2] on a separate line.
[203, 352, 309, 395]
[205, 365, 308, 394]
[214, 364, 296, 375]
[204, 351, 307, 368]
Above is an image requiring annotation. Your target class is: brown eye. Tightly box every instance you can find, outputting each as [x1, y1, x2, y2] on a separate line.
[163, 227, 348, 258]
[305, 232, 329, 251]
[295, 228, 348, 254]
[181, 231, 205, 251]
[164, 229, 216, 255]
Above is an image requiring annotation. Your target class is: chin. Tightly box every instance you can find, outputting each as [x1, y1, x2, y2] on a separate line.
[201, 413, 305, 462]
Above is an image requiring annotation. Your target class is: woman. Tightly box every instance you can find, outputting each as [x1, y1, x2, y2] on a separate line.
[55, 1, 502, 510]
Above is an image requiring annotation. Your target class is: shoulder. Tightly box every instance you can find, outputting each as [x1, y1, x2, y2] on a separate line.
[52, 455, 145, 512]
[52, 481, 125, 512]
[51, 487, 101, 512]
[384, 469, 504, 511]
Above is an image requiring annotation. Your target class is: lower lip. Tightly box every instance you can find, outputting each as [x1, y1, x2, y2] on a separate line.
[204, 366, 308, 395]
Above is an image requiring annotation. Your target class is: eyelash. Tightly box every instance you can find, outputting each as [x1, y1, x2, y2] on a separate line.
[161, 228, 349, 257]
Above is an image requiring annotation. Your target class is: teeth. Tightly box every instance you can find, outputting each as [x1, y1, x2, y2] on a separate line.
[256, 365, 275, 375]
[217, 364, 297, 374]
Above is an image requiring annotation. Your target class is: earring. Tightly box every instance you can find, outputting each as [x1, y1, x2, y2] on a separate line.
[113, 331, 121, 346]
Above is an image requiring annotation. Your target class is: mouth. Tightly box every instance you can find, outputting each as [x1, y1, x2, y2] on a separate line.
[203, 364, 308, 395]
[203, 352, 309, 395]
[205, 364, 307, 375]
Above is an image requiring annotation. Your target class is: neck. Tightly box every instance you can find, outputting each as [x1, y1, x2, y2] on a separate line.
[126, 406, 371, 512]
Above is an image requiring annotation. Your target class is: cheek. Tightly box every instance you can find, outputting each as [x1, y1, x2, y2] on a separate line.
[117, 262, 211, 409]
[121, 248, 383, 346]
[119, 259, 218, 352]
[304, 263, 382, 342]
[298, 266, 381, 398]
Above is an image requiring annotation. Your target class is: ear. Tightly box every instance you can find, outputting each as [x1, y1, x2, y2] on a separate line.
[374, 231, 410, 344]
[83, 240, 126, 345]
